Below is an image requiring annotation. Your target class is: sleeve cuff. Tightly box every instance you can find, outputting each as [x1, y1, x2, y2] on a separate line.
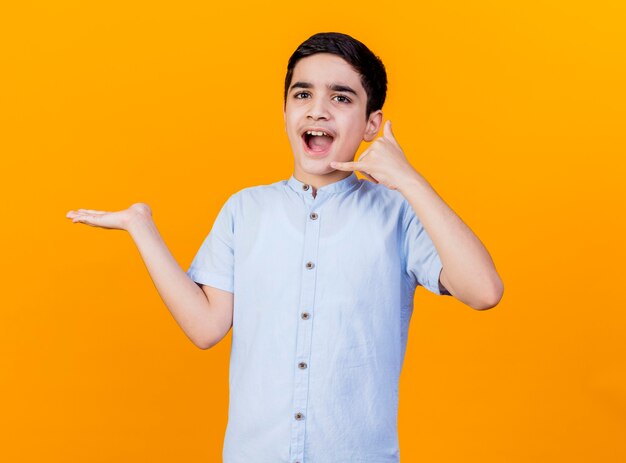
[426, 253, 448, 296]
[186, 268, 234, 293]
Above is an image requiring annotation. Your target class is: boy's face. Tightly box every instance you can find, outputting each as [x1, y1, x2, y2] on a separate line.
[283, 53, 382, 186]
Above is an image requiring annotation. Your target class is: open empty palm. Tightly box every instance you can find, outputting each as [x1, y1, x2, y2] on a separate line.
[65, 203, 151, 230]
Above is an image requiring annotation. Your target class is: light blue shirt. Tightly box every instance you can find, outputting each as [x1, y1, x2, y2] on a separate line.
[186, 172, 450, 463]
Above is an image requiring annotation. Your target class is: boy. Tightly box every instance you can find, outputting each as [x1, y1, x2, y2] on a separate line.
[67, 32, 503, 463]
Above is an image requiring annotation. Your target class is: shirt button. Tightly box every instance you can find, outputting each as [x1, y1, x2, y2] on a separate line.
[305, 261, 315, 269]
[301, 312, 310, 320]
[309, 212, 318, 220]
[302, 184, 310, 191]
[298, 362, 307, 369]
[295, 412, 305, 420]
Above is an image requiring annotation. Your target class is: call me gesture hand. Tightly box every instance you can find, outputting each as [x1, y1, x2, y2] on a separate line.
[330, 120, 418, 191]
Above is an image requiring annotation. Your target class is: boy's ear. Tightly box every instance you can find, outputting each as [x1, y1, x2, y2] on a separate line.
[363, 110, 383, 142]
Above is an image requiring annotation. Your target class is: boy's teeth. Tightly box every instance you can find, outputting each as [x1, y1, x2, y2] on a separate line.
[306, 130, 327, 136]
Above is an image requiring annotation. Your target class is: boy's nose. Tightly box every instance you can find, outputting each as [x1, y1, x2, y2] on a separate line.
[307, 100, 330, 120]
[308, 112, 328, 120]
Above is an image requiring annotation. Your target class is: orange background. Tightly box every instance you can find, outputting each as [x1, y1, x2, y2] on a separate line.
[2, 1, 625, 461]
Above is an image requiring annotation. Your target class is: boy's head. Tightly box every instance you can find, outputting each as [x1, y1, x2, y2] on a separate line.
[283, 32, 388, 186]
[284, 32, 387, 120]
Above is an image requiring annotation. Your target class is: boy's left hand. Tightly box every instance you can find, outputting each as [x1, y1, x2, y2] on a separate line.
[330, 120, 418, 190]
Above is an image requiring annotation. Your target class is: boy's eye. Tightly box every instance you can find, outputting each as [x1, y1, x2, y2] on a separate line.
[294, 91, 311, 99]
[333, 95, 351, 103]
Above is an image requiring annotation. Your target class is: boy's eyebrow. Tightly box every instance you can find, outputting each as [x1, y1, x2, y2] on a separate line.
[289, 81, 359, 97]
[329, 84, 358, 96]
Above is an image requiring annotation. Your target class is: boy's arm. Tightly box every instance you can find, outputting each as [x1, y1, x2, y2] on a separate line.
[399, 177, 501, 310]
[127, 212, 233, 349]
[67, 204, 232, 349]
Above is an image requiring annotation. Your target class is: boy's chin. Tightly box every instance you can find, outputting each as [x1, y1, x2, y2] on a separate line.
[301, 165, 334, 175]
[296, 162, 339, 177]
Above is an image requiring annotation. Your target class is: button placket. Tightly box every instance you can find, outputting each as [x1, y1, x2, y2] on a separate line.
[289, 204, 321, 463]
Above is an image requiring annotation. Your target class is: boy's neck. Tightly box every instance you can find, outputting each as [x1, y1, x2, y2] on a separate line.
[293, 170, 353, 197]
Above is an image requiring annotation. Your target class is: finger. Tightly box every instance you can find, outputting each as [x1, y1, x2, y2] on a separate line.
[72, 214, 101, 225]
[383, 120, 396, 142]
[77, 209, 107, 214]
[66, 210, 88, 218]
[330, 161, 361, 171]
[360, 171, 379, 183]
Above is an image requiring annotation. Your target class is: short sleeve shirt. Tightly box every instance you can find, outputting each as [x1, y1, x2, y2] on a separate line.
[186, 172, 449, 463]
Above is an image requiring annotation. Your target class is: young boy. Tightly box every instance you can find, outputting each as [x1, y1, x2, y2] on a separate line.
[67, 32, 503, 463]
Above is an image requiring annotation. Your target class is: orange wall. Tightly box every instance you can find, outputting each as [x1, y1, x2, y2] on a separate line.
[1, 1, 625, 461]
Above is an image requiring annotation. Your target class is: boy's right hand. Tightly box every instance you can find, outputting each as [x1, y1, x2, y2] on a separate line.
[65, 203, 152, 231]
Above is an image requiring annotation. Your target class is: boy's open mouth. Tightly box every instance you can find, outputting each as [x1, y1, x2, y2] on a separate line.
[302, 130, 334, 154]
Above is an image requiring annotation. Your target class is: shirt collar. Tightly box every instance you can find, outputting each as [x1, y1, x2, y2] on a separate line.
[287, 172, 360, 196]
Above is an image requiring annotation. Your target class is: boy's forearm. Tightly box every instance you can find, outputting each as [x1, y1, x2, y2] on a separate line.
[126, 213, 213, 348]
